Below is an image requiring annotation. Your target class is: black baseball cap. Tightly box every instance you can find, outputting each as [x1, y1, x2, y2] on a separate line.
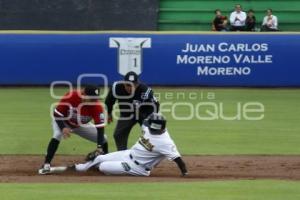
[124, 71, 139, 83]
[84, 85, 100, 97]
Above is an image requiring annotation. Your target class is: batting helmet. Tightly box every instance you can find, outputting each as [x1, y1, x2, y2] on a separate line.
[146, 113, 167, 135]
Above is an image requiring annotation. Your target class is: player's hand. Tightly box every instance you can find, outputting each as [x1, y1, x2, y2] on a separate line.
[62, 127, 72, 139]
[107, 114, 113, 124]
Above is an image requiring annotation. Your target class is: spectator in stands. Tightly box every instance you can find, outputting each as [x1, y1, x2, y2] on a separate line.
[230, 4, 247, 31]
[212, 9, 228, 31]
[261, 9, 278, 31]
[245, 9, 256, 31]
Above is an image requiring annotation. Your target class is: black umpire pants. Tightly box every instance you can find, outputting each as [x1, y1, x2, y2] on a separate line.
[113, 119, 141, 151]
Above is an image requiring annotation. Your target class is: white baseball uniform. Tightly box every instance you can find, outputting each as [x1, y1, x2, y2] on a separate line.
[75, 124, 181, 176]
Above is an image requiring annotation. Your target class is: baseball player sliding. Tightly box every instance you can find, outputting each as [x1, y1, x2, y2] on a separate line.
[53, 113, 188, 176]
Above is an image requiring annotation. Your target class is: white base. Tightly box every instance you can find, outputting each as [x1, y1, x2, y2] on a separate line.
[50, 166, 68, 173]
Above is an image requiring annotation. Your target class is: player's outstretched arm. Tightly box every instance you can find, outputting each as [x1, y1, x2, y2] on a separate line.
[173, 157, 188, 177]
[85, 127, 106, 161]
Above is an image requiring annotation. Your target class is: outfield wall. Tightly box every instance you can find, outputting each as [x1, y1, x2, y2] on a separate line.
[0, 0, 159, 30]
[0, 31, 299, 86]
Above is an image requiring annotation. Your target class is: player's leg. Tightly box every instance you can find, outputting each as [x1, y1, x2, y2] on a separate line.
[39, 119, 64, 174]
[113, 119, 137, 151]
[99, 160, 150, 176]
[98, 161, 130, 175]
[75, 150, 128, 171]
[73, 123, 108, 153]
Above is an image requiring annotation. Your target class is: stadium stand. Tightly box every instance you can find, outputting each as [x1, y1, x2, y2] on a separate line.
[158, 0, 300, 31]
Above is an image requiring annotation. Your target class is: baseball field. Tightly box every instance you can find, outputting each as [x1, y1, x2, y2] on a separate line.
[1, 87, 300, 199]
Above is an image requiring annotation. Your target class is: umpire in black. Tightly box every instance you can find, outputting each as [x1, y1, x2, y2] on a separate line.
[105, 71, 159, 150]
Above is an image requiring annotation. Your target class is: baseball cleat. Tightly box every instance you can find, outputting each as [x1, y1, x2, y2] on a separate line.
[38, 163, 51, 175]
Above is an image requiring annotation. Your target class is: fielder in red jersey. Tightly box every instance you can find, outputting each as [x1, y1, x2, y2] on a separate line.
[39, 85, 108, 175]
[54, 90, 105, 129]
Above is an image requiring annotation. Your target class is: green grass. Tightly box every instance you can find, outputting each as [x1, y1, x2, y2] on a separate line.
[0, 87, 299, 155]
[0, 180, 300, 200]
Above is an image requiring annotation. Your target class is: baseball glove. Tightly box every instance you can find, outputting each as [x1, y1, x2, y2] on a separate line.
[85, 147, 104, 161]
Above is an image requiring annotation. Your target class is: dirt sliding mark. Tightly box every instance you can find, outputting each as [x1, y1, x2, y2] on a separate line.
[1, 155, 300, 183]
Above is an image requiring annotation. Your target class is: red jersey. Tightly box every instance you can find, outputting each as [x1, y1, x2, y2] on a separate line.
[54, 90, 105, 128]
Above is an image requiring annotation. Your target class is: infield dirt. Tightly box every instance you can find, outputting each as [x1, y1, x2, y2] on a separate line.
[1, 155, 300, 183]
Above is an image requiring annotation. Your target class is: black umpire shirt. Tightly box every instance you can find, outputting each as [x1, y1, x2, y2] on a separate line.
[105, 81, 159, 123]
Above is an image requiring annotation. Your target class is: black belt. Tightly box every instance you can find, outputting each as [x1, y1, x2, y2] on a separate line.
[129, 154, 150, 171]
